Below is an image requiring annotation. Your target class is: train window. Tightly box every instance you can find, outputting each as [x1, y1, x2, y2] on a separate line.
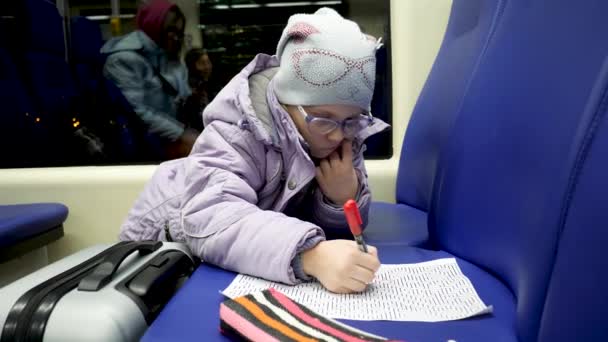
[0, 0, 391, 168]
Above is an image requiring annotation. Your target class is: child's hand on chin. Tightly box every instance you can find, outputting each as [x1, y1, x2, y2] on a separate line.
[315, 141, 358, 205]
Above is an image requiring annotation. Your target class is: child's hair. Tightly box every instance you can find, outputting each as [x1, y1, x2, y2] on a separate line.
[185, 48, 208, 72]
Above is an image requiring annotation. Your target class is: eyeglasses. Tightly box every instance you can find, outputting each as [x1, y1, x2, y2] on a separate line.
[167, 29, 185, 42]
[297, 105, 373, 138]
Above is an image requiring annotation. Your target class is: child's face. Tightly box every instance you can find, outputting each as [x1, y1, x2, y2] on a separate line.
[285, 104, 365, 159]
[195, 54, 212, 81]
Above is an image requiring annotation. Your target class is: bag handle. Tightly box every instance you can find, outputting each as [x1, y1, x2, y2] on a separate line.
[78, 241, 162, 292]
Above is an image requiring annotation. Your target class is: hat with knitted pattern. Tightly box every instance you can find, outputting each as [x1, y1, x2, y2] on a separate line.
[273, 7, 379, 111]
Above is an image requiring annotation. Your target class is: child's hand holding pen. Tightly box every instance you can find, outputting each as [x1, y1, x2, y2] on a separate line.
[300, 199, 380, 294]
[301, 240, 379, 294]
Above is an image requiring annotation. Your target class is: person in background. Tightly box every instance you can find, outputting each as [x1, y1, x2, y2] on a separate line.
[101, 0, 199, 160]
[120, 8, 388, 294]
[180, 48, 214, 131]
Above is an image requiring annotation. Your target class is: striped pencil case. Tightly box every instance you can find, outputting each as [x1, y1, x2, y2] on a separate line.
[219, 288, 400, 342]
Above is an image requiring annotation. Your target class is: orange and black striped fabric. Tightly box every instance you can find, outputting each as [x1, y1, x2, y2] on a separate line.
[219, 288, 402, 342]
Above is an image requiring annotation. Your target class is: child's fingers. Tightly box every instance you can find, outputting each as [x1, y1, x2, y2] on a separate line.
[320, 159, 331, 174]
[356, 252, 381, 273]
[367, 245, 378, 258]
[350, 265, 375, 285]
[341, 140, 353, 163]
[329, 151, 340, 166]
[343, 277, 367, 293]
[337, 286, 352, 294]
[315, 167, 326, 186]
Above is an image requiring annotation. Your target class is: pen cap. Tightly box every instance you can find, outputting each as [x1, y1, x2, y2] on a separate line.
[343, 199, 363, 235]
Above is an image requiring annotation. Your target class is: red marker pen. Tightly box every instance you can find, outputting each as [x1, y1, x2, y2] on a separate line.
[343, 199, 368, 253]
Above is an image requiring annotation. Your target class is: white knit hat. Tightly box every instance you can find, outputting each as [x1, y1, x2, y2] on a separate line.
[273, 7, 379, 110]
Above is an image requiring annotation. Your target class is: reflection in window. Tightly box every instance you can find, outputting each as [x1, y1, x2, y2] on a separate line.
[0, 0, 391, 168]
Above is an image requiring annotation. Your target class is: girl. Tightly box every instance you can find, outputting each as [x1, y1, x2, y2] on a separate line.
[120, 7, 388, 293]
[181, 48, 214, 131]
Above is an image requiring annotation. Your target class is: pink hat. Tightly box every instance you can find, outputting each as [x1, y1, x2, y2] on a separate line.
[136, 0, 176, 46]
[273, 8, 380, 110]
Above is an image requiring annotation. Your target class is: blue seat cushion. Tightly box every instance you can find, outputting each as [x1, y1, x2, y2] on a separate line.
[0, 203, 68, 249]
[142, 245, 516, 342]
[364, 202, 428, 247]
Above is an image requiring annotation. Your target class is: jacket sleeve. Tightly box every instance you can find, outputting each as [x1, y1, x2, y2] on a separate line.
[103, 52, 185, 141]
[181, 121, 325, 284]
[308, 143, 371, 235]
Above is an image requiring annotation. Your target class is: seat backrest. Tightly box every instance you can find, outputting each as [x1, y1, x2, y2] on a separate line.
[70, 16, 103, 64]
[25, 51, 77, 117]
[428, 1, 608, 341]
[536, 58, 608, 342]
[70, 16, 104, 91]
[0, 47, 58, 167]
[0, 48, 32, 166]
[23, 0, 64, 56]
[396, 0, 506, 210]
[18, 0, 81, 165]
[0, 3, 26, 54]
[22, 0, 76, 111]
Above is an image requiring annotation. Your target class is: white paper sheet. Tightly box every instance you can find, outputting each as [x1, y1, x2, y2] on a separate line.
[222, 258, 492, 322]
